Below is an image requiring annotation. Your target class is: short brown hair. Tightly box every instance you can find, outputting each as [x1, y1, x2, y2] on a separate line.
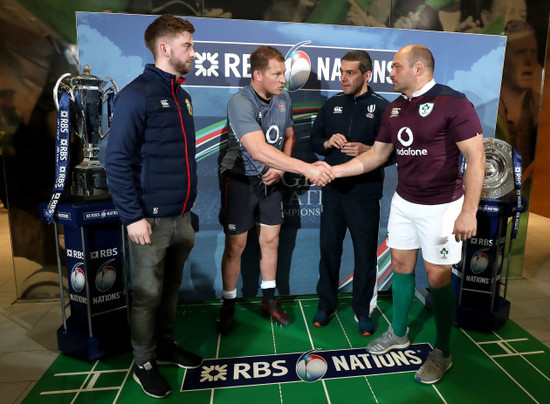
[144, 15, 195, 57]
[250, 46, 285, 74]
[342, 50, 373, 74]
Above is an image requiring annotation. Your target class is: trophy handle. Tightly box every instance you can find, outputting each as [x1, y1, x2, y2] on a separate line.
[99, 76, 119, 139]
[53, 73, 74, 111]
[104, 76, 120, 94]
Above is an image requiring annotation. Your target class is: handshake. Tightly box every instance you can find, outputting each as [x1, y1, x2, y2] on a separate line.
[305, 161, 337, 187]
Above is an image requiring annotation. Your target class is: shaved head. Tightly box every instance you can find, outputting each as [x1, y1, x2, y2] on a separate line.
[401, 45, 435, 73]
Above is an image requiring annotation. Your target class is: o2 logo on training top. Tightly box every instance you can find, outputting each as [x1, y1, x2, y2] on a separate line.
[284, 41, 311, 92]
[70, 262, 86, 293]
[296, 350, 328, 382]
[95, 259, 117, 292]
[470, 249, 490, 275]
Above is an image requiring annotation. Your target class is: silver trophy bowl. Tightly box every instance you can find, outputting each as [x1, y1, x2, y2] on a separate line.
[482, 138, 514, 200]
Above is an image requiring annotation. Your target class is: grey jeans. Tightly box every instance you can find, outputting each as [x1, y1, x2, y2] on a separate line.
[129, 213, 195, 365]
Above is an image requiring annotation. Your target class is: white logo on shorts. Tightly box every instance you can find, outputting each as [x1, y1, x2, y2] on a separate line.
[228, 224, 236, 231]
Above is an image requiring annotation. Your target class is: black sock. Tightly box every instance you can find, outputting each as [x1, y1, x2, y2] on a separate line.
[262, 287, 275, 303]
[223, 297, 236, 308]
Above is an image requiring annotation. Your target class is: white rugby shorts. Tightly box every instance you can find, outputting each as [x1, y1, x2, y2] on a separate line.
[387, 193, 464, 265]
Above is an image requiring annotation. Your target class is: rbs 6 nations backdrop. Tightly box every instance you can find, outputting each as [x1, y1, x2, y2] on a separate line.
[76, 13, 506, 297]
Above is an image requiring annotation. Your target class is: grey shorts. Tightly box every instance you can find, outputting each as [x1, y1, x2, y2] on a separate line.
[220, 172, 284, 235]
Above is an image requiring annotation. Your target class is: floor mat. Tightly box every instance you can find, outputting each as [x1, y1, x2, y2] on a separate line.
[22, 294, 550, 403]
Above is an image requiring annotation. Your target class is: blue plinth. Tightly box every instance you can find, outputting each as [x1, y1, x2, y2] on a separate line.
[40, 200, 131, 360]
[452, 196, 524, 332]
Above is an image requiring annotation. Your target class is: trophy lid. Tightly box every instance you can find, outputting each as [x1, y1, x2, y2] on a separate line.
[72, 65, 104, 87]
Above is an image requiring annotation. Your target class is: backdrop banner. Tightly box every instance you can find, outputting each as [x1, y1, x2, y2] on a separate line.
[76, 12, 506, 298]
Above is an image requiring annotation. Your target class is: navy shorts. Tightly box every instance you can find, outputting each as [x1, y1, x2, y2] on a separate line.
[220, 172, 284, 235]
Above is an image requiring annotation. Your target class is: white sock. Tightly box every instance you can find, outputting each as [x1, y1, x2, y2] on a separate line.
[222, 289, 237, 299]
[260, 280, 276, 289]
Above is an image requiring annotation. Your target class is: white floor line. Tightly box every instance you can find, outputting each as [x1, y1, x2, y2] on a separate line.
[114, 359, 135, 403]
[41, 386, 122, 395]
[268, 314, 284, 404]
[493, 330, 550, 383]
[209, 326, 223, 404]
[432, 385, 448, 404]
[38, 360, 101, 402]
[73, 360, 99, 404]
[335, 312, 379, 403]
[478, 338, 528, 344]
[335, 314, 353, 349]
[54, 368, 129, 376]
[210, 388, 215, 404]
[321, 380, 332, 404]
[270, 316, 277, 354]
[298, 299, 331, 404]
[376, 304, 392, 328]
[298, 299, 316, 350]
[490, 351, 546, 358]
[461, 328, 540, 403]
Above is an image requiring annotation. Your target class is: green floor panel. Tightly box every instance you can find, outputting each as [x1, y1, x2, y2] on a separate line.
[73, 390, 120, 403]
[495, 356, 550, 403]
[278, 380, 330, 404]
[93, 352, 134, 371]
[176, 304, 221, 358]
[217, 303, 283, 358]
[210, 383, 285, 404]
[367, 372, 444, 404]
[93, 371, 128, 388]
[323, 377, 379, 404]
[176, 389, 213, 403]
[21, 294, 550, 403]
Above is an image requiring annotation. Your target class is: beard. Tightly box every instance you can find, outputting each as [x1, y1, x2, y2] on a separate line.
[169, 54, 191, 75]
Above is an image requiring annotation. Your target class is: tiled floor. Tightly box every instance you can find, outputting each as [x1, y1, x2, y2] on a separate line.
[0, 208, 549, 403]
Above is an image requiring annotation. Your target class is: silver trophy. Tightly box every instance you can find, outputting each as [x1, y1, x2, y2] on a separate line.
[53, 65, 119, 199]
[482, 138, 514, 200]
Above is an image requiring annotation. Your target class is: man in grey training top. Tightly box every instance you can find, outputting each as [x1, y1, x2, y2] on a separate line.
[217, 45, 334, 334]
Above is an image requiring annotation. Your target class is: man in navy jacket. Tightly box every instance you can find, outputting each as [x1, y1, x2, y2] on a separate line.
[310, 50, 390, 336]
[106, 15, 202, 399]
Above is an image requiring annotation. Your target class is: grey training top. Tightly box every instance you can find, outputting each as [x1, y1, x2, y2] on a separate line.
[220, 84, 293, 176]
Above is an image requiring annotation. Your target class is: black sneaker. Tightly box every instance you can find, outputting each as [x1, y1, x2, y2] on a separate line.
[312, 309, 337, 327]
[354, 314, 375, 336]
[133, 360, 171, 399]
[261, 300, 290, 326]
[217, 303, 235, 335]
[157, 341, 203, 369]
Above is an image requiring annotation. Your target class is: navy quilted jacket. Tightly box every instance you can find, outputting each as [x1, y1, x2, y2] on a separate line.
[106, 64, 197, 225]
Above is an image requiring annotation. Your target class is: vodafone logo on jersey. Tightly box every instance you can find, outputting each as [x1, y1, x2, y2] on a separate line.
[396, 127, 428, 156]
